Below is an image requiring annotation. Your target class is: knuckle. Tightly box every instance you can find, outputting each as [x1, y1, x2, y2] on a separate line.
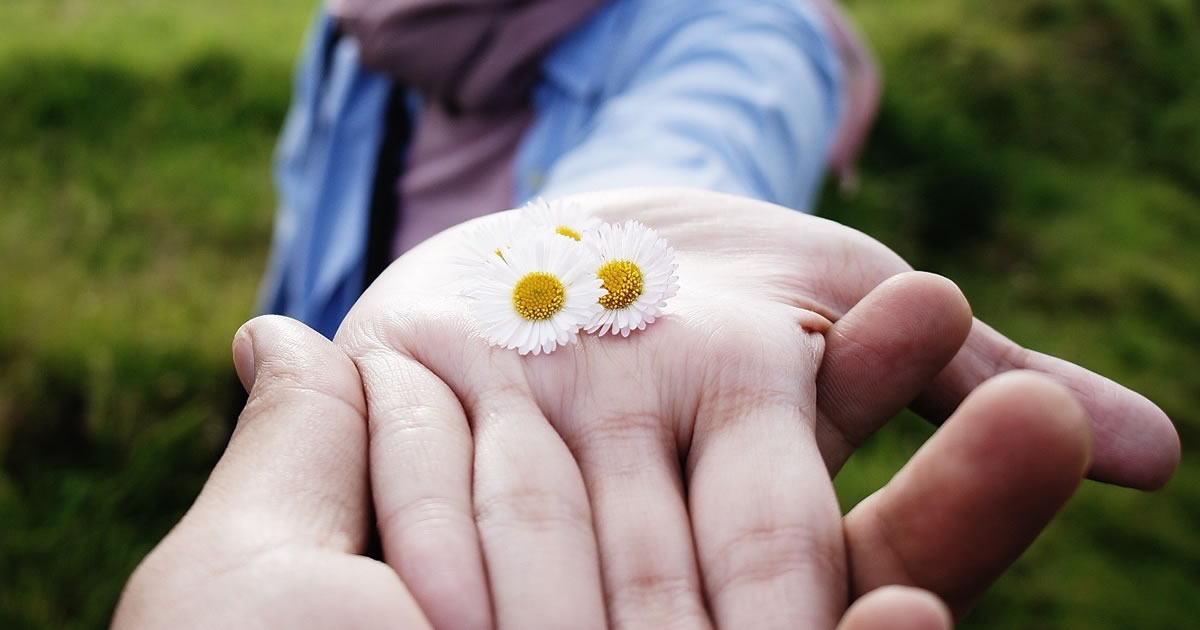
[249, 348, 366, 420]
[695, 386, 802, 441]
[704, 521, 843, 597]
[379, 494, 472, 538]
[608, 572, 706, 629]
[237, 380, 365, 434]
[563, 409, 668, 469]
[368, 403, 467, 450]
[339, 297, 470, 359]
[474, 484, 590, 534]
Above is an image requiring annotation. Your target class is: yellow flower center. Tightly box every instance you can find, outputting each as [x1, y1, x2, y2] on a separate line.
[555, 225, 582, 241]
[512, 272, 566, 321]
[597, 259, 644, 310]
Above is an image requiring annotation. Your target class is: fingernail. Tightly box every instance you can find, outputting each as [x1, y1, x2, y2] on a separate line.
[232, 328, 256, 392]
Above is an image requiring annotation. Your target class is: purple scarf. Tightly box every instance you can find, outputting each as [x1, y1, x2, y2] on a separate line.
[331, 0, 609, 113]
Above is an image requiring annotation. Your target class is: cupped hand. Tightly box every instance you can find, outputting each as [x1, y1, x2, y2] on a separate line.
[334, 188, 1178, 629]
[114, 314, 956, 630]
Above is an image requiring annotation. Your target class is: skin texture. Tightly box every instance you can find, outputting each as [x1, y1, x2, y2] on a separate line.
[114, 187, 1176, 629]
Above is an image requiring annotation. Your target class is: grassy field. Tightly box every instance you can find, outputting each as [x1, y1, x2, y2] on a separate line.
[1, 0, 1197, 628]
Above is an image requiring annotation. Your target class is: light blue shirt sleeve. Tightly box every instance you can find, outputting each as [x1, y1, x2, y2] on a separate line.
[262, 1, 842, 338]
[535, 0, 842, 213]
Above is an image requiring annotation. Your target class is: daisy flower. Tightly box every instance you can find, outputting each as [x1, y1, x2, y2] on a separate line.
[522, 197, 602, 242]
[454, 210, 524, 267]
[467, 234, 605, 355]
[583, 220, 679, 337]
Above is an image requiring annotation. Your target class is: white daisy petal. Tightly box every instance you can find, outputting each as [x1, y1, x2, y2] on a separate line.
[522, 197, 602, 242]
[466, 232, 604, 355]
[583, 220, 679, 337]
[455, 211, 523, 268]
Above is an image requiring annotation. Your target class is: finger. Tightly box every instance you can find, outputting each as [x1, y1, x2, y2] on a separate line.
[468, 358, 607, 630]
[835, 586, 952, 630]
[816, 272, 972, 473]
[688, 324, 845, 628]
[559, 396, 709, 629]
[345, 338, 492, 630]
[191, 315, 371, 552]
[588, 189, 1177, 490]
[912, 318, 1178, 489]
[844, 371, 1092, 616]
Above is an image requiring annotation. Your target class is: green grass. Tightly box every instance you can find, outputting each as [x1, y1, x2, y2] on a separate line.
[1, 0, 1197, 628]
[0, 2, 311, 627]
[828, 1, 1200, 627]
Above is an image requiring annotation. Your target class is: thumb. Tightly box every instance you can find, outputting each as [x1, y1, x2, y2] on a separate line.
[114, 315, 429, 629]
[816, 271, 973, 473]
[194, 315, 371, 552]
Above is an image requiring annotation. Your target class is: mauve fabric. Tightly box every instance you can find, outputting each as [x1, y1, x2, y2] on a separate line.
[331, 0, 609, 257]
[331, 0, 609, 111]
[394, 106, 533, 254]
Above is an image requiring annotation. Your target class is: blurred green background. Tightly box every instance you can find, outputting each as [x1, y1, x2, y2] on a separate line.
[0, 0, 1196, 628]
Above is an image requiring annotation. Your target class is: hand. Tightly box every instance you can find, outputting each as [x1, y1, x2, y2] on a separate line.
[335, 187, 1176, 627]
[114, 314, 961, 630]
[112, 317, 432, 630]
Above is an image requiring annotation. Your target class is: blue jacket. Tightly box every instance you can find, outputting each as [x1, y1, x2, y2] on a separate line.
[262, 0, 843, 338]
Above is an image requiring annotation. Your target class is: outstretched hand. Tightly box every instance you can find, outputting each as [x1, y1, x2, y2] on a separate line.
[331, 187, 1177, 628]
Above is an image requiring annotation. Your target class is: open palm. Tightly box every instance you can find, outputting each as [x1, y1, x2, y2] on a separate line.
[335, 188, 1178, 629]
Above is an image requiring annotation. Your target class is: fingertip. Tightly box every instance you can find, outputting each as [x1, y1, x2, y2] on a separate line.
[234, 315, 367, 424]
[891, 270, 975, 360]
[1086, 386, 1180, 490]
[1136, 418, 1182, 490]
[961, 370, 1093, 479]
[232, 325, 255, 393]
[894, 271, 973, 333]
[918, 324, 1178, 491]
[232, 315, 305, 396]
[839, 586, 953, 630]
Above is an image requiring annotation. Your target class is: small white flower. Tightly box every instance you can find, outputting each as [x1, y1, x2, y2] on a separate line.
[467, 234, 605, 355]
[455, 211, 523, 267]
[583, 220, 679, 337]
[522, 197, 602, 242]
